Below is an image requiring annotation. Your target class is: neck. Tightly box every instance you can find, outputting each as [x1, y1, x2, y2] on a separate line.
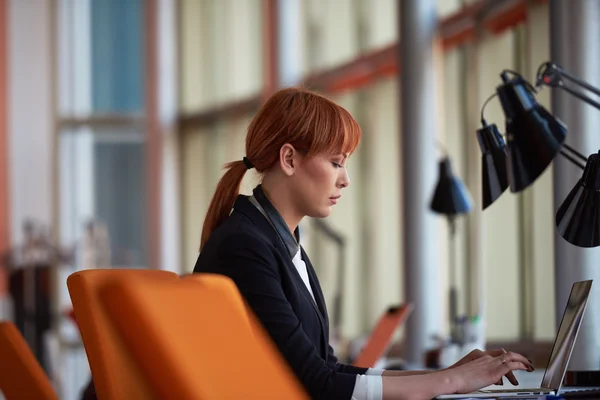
[260, 177, 303, 233]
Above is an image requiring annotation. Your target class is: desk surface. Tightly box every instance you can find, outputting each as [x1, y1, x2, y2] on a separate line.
[468, 370, 599, 399]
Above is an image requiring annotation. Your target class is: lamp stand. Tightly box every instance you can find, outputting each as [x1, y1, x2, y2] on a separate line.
[448, 215, 459, 344]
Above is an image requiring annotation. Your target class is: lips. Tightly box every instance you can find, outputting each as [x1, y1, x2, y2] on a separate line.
[329, 195, 341, 205]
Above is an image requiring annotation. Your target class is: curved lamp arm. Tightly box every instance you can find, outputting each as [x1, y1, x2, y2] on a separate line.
[480, 83, 586, 170]
[536, 62, 600, 110]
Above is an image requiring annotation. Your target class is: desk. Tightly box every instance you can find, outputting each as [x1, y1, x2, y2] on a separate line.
[460, 371, 600, 399]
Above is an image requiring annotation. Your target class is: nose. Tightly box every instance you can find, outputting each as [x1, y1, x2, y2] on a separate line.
[339, 168, 350, 188]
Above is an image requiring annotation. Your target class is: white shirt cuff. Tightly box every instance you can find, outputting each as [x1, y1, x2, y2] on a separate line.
[351, 374, 383, 400]
[365, 368, 384, 376]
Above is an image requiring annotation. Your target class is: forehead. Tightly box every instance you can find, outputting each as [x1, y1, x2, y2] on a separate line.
[309, 151, 348, 161]
[324, 151, 349, 159]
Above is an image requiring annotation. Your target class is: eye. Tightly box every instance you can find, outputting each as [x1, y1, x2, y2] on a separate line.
[331, 162, 343, 169]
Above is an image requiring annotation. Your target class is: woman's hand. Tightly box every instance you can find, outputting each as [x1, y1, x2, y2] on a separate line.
[447, 348, 534, 386]
[443, 351, 533, 394]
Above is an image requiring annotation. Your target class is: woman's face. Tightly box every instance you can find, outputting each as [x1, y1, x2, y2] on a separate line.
[290, 152, 351, 219]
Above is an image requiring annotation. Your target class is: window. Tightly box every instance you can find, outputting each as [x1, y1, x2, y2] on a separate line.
[57, 0, 147, 268]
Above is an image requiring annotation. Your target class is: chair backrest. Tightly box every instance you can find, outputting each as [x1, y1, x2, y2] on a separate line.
[67, 269, 179, 400]
[0, 321, 57, 400]
[102, 273, 308, 400]
[180, 274, 258, 333]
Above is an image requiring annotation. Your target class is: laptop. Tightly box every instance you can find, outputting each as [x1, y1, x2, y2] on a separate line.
[437, 279, 593, 399]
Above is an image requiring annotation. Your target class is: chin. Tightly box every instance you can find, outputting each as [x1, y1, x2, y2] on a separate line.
[310, 207, 332, 219]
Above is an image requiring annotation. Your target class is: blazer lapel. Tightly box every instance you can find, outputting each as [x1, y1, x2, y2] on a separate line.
[275, 241, 327, 324]
[302, 248, 330, 331]
[235, 187, 329, 347]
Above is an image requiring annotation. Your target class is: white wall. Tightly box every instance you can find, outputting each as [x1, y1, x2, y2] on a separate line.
[158, 0, 181, 273]
[8, 0, 54, 244]
[525, 3, 556, 341]
[181, 128, 210, 272]
[57, 0, 94, 255]
[362, 79, 403, 331]
[476, 30, 522, 340]
[441, 47, 469, 334]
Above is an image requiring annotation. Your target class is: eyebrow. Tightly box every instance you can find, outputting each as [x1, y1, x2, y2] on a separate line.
[330, 153, 349, 161]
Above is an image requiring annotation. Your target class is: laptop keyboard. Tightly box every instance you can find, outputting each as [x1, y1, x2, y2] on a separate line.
[478, 388, 549, 394]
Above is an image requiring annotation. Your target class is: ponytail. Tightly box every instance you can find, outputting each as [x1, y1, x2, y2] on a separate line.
[199, 160, 248, 251]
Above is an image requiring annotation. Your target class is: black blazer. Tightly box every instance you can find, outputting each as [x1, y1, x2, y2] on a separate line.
[194, 186, 368, 400]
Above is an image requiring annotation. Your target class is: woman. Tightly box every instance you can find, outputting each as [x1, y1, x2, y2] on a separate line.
[193, 87, 533, 400]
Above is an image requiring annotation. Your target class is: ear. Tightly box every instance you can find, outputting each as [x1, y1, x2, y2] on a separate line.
[279, 144, 296, 176]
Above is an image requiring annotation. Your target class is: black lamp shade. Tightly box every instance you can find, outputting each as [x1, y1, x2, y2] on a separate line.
[430, 158, 473, 215]
[496, 74, 567, 193]
[477, 123, 508, 209]
[556, 151, 600, 247]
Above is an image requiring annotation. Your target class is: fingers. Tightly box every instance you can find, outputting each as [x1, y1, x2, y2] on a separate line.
[495, 352, 532, 386]
[505, 370, 518, 386]
[450, 348, 486, 369]
[470, 349, 485, 356]
[498, 351, 534, 372]
[503, 360, 529, 374]
[508, 351, 534, 371]
[487, 348, 507, 357]
[465, 349, 485, 361]
[499, 350, 519, 386]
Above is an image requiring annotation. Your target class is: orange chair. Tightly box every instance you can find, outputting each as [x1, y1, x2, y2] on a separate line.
[102, 273, 308, 399]
[0, 321, 58, 400]
[180, 273, 259, 333]
[67, 269, 179, 400]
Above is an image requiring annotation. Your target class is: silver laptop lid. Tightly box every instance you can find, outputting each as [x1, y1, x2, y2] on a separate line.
[540, 280, 593, 391]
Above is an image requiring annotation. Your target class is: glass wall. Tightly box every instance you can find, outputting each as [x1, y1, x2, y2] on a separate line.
[58, 0, 147, 268]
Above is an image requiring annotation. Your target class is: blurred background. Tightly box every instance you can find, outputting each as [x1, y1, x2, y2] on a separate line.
[1, 0, 599, 398]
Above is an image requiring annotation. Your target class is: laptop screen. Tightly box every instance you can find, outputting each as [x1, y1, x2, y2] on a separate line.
[540, 280, 593, 390]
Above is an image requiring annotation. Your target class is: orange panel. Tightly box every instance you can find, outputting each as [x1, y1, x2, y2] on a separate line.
[484, 2, 528, 34]
[262, 0, 279, 101]
[442, 26, 476, 51]
[353, 304, 413, 368]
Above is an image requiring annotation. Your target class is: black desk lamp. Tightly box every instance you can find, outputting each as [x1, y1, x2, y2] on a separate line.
[430, 156, 473, 343]
[430, 158, 474, 216]
[477, 61, 600, 247]
[476, 122, 509, 209]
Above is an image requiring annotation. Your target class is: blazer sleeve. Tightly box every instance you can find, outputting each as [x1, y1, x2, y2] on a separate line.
[215, 233, 359, 400]
[327, 344, 369, 375]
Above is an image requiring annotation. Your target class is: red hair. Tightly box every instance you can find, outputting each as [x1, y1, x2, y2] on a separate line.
[199, 87, 362, 250]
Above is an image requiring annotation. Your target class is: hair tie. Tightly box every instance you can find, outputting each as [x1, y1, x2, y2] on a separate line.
[242, 157, 254, 170]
